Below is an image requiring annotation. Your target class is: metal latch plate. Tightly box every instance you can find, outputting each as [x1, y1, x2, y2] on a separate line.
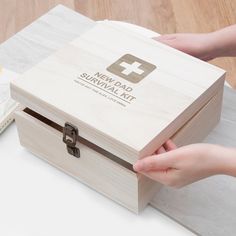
[63, 122, 80, 158]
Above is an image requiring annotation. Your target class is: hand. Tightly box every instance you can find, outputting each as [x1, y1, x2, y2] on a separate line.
[153, 33, 219, 61]
[133, 140, 236, 188]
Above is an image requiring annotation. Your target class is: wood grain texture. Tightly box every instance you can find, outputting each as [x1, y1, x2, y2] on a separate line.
[15, 109, 162, 213]
[0, 5, 95, 73]
[1, 0, 235, 86]
[75, 0, 236, 88]
[11, 21, 224, 164]
[15, 109, 138, 212]
[14, 87, 222, 214]
[0, 0, 74, 43]
[0, 5, 224, 160]
[172, 88, 223, 147]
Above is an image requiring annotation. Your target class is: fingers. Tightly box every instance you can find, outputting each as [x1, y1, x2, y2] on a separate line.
[153, 35, 179, 49]
[133, 140, 178, 172]
[140, 170, 167, 183]
[133, 154, 173, 172]
[155, 146, 166, 154]
[140, 169, 182, 188]
[155, 139, 177, 154]
[164, 139, 177, 151]
[153, 34, 189, 53]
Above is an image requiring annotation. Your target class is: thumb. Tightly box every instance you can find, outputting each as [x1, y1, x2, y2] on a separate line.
[133, 153, 174, 172]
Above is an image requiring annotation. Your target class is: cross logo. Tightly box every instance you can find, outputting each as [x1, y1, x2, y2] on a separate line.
[120, 61, 144, 76]
[106, 54, 156, 83]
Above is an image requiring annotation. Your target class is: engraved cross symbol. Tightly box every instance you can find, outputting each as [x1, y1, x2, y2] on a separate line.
[120, 61, 144, 76]
[107, 54, 156, 83]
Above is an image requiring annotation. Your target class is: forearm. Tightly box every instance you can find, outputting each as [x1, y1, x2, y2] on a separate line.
[211, 24, 236, 58]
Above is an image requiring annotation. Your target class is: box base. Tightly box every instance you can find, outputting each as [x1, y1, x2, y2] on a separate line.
[14, 89, 223, 213]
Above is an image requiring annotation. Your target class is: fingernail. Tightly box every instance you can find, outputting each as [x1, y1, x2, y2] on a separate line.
[133, 161, 143, 172]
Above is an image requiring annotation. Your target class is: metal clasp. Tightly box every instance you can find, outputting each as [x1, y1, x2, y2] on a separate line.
[63, 122, 80, 158]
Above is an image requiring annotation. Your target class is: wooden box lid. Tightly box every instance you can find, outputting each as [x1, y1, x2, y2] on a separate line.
[11, 22, 225, 164]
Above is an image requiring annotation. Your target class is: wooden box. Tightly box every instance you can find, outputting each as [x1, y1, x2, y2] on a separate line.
[11, 22, 225, 213]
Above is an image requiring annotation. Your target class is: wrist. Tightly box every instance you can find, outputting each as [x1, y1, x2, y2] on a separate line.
[212, 146, 236, 176]
[210, 25, 236, 58]
[221, 148, 236, 176]
[205, 31, 225, 59]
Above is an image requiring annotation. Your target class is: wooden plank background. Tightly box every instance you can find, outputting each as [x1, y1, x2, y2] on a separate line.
[0, 0, 235, 87]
